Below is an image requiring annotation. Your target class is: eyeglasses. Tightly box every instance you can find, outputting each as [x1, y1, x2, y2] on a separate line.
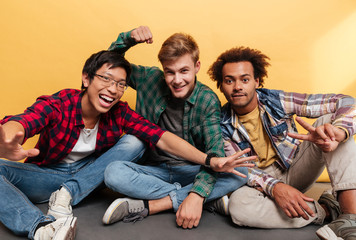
[95, 74, 128, 91]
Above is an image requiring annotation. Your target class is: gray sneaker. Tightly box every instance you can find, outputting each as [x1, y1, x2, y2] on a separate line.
[102, 198, 148, 225]
[318, 189, 341, 222]
[316, 214, 356, 240]
[34, 216, 77, 240]
[48, 188, 73, 220]
[204, 195, 229, 216]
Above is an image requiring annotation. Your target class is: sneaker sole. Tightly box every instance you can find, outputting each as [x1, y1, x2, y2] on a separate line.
[221, 195, 229, 216]
[53, 217, 77, 240]
[316, 225, 343, 240]
[102, 198, 130, 225]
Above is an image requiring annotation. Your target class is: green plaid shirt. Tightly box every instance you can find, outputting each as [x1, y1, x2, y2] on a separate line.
[108, 30, 224, 197]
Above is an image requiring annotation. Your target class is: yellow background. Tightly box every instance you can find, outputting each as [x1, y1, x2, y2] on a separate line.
[1, 1, 356, 181]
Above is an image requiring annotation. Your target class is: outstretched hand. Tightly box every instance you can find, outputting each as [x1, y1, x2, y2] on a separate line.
[288, 116, 346, 152]
[273, 182, 315, 220]
[210, 148, 256, 177]
[131, 26, 153, 44]
[0, 124, 39, 161]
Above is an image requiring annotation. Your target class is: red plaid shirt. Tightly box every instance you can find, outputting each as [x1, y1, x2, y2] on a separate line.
[0, 89, 165, 166]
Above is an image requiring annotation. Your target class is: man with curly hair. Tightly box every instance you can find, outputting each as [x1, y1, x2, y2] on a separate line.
[208, 46, 356, 239]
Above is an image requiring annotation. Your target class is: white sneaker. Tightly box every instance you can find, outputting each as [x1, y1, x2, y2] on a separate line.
[48, 188, 73, 219]
[34, 216, 77, 240]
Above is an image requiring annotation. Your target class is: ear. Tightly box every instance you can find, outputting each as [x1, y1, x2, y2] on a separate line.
[194, 60, 201, 74]
[82, 73, 90, 88]
[255, 78, 260, 88]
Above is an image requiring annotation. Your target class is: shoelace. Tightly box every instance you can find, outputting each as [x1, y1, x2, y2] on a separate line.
[206, 206, 217, 215]
[128, 206, 144, 214]
[123, 212, 145, 223]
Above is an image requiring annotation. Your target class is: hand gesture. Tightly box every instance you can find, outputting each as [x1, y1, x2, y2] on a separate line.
[131, 26, 153, 44]
[273, 182, 315, 220]
[210, 148, 256, 177]
[176, 193, 204, 229]
[288, 117, 346, 152]
[0, 124, 39, 161]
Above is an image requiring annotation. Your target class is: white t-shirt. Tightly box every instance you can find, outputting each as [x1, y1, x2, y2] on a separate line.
[62, 121, 99, 163]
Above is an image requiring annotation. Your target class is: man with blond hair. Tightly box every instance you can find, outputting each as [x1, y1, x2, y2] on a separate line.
[102, 26, 255, 229]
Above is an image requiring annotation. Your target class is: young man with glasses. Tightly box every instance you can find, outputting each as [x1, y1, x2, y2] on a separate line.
[101, 26, 255, 229]
[0, 50, 251, 239]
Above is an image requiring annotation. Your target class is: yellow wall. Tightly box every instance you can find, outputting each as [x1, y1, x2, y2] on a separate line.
[1, 1, 356, 181]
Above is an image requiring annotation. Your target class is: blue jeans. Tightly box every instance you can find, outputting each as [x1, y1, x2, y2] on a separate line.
[105, 161, 248, 212]
[0, 134, 145, 239]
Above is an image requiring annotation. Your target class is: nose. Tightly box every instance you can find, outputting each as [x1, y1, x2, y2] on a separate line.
[233, 81, 243, 91]
[107, 82, 118, 94]
[172, 73, 183, 84]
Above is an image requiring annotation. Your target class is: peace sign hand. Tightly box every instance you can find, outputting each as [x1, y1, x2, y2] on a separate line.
[287, 117, 346, 152]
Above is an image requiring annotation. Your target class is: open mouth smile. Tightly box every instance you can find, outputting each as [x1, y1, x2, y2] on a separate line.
[99, 94, 115, 107]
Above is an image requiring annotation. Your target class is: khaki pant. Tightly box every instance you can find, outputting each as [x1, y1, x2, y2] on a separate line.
[229, 114, 356, 228]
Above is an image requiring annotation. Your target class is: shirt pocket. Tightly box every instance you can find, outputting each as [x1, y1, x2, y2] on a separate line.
[269, 121, 288, 141]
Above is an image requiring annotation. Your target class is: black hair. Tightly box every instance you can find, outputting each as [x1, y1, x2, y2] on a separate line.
[81, 50, 131, 90]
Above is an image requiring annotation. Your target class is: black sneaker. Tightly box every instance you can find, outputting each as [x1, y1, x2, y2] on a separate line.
[318, 189, 341, 222]
[204, 195, 229, 216]
[102, 198, 148, 225]
[316, 214, 356, 240]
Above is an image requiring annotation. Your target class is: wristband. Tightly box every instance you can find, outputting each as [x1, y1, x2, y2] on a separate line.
[205, 153, 219, 168]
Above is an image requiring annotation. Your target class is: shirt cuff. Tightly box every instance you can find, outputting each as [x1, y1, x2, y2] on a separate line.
[268, 179, 283, 198]
[122, 29, 138, 46]
[336, 126, 350, 142]
[189, 168, 216, 199]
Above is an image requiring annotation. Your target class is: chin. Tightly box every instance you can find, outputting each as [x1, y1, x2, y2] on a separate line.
[171, 92, 185, 99]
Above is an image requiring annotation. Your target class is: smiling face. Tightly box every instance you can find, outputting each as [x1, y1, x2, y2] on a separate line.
[162, 53, 200, 99]
[221, 61, 259, 115]
[81, 63, 127, 119]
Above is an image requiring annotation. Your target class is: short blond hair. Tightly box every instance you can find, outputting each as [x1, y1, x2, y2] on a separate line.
[158, 33, 199, 63]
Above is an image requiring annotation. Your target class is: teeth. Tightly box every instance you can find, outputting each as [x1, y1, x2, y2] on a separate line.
[100, 95, 114, 102]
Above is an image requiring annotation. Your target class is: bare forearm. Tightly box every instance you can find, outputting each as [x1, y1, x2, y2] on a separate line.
[156, 132, 256, 175]
[156, 132, 206, 165]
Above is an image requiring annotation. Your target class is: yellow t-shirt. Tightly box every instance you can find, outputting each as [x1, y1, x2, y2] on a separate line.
[238, 106, 278, 168]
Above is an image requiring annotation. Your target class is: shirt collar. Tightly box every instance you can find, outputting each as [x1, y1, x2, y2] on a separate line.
[74, 91, 85, 127]
[185, 77, 200, 105]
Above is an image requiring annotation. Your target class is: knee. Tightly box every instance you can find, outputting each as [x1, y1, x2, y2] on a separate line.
[229, 188, 247, 226]
[121, 134, 146, 152]
[312, 114, 333, 127]
[117, 134, 147, 162]
[104, 161, 130, 187]
[228, 187, 262, 226]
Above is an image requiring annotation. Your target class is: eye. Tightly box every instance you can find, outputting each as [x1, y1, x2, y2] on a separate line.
[118, 81, 126, 87]
[102, 76, 111, 82]
[181, 69, 189, 73]
[242, 78, 249, 83]
[224, 79, 233, 84]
